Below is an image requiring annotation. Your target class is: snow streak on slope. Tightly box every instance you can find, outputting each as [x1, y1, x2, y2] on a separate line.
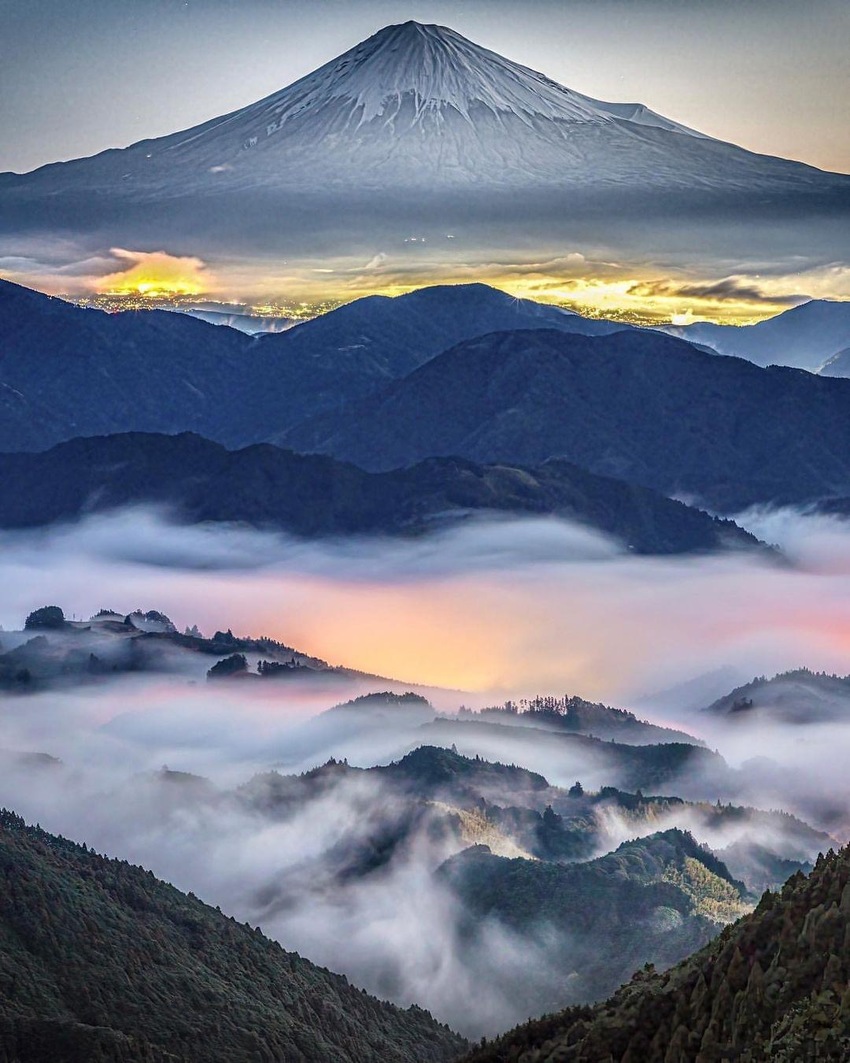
[208, 20, 711, 142]
[10, 19, 835, 198]
[1, 19, 848, 295]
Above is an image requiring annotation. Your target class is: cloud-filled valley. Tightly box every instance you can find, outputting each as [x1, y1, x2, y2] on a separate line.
[3, 508, 850, 1036]
[4, 507, 850, 703]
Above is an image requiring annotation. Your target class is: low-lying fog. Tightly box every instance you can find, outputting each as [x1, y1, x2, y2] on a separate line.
[3, 506, 850, 1034]
[3, 506, 850, 701]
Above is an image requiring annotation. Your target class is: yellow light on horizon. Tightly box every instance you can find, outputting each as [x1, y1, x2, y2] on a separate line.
[95, 248, 213, 301]
[105, 275, 206, 299]
[33, 245, 842, 326]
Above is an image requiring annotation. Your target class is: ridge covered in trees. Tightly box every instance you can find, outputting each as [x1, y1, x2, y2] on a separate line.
[461, 843, 850, 1062]
[459, 695, 700, 746]
[0, 430, 763, 556]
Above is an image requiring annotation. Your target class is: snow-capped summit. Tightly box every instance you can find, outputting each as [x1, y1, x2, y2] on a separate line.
[218, 20, 708, 139]
[7, 19, 832, 195]
[0, 20, 847, 286]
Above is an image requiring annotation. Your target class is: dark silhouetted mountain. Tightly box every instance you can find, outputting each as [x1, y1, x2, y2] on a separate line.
[461, 842, 850, 1063]
[284, 328, 850, 511]
[703, 667, 850, 724]
[254, 281, 626, 415]
[667, 299, 850, 373]
[0, 808, 466, 1063]
[0, 280, 625, 451]
[0, 431, 762, 554]
[0, 279, 248, 452]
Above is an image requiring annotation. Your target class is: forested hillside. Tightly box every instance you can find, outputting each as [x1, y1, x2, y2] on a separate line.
[0, 810, 465, 1063]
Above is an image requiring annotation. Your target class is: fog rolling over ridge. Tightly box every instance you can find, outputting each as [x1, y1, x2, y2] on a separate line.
[4, 506, 850, 702]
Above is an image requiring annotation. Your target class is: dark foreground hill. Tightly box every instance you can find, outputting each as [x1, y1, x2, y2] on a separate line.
[0, 431, 760, 554]
[283, 328, 850, 511]
[461, 843, 850, 1063]
[0, 809, 465, 1063]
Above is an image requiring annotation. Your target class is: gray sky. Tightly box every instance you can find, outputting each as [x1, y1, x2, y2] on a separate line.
[1, 0, 848, 175]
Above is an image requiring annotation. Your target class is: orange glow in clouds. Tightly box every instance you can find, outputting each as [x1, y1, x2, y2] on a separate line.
[9, 513, 850, 706]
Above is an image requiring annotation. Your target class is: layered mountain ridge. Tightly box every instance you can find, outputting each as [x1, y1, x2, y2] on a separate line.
[8, 278, 850, 516]
[283, 326, 850, 511]
[0, 431, 762, 555]
[667, 299, 850, 374]
[0, 278, 622, 453]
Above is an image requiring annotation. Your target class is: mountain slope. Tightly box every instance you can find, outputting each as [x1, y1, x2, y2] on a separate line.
[284, 327, 850, 511]
[416, 719, 729, 798]
[254, 281, 625, 411]
[0, 809, 465, 1063]
[460, 843, 850, 1063]
[4, 22, 838, 199]
[703, 668, 850, 724]
[820, 345, 850, 377]
[0, 280, 251, 452]
[667, 299, 850, 373]
[462, 695, 700, 746]
[0, 431, 763, 555]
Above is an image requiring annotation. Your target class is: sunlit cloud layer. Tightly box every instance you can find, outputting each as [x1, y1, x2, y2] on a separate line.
[95, 248, 215, 298]
[5, 242, 849, 325]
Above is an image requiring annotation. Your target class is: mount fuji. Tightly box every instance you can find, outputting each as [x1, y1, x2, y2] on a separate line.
[1, 21, 848, 283]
